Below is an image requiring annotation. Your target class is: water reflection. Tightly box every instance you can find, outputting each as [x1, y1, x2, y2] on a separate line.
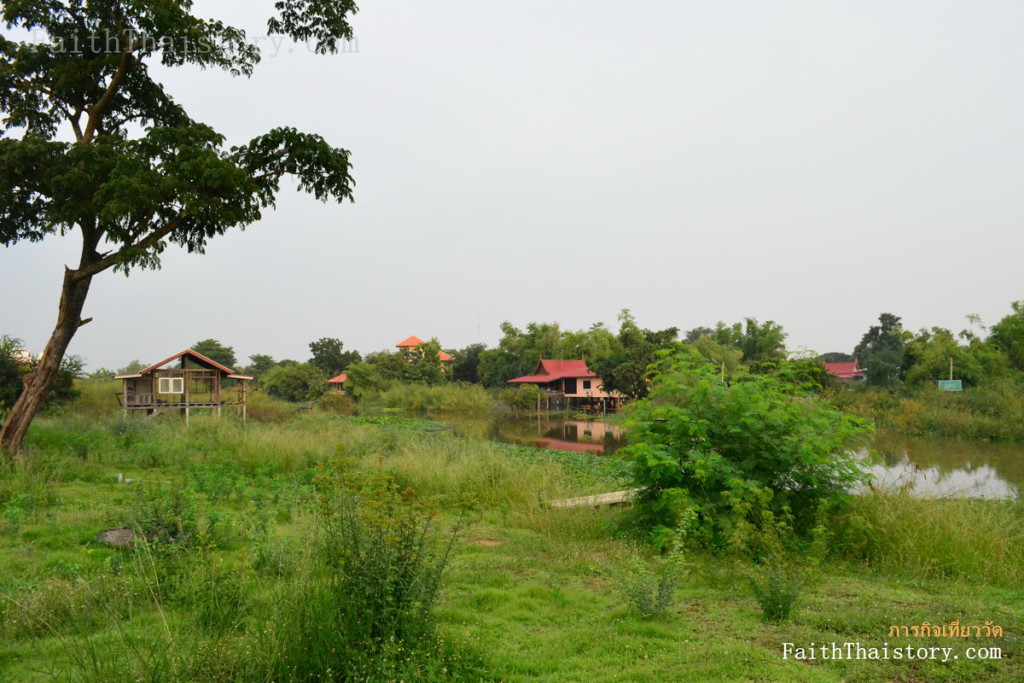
[448, 416, 627, 455]
[861, 433, 1023, 499]
[445, 415, 1022, 500]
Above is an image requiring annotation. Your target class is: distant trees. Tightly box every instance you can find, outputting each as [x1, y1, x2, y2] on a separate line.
[990, 301, 1024, 372]
[477, 322, 564, 388]
[588, 311, 678, 399]
[854, 314, 909, 388]
[402, 339, 446, 386]
[309, 338, 361, 378]
[262, 363, 329, 403]
[451, 343, 486, 384]
[709, 319, 788, 371]
[1, 336, 82, 410]
[192, 340, 238, 369]
[903, 327, 1008, 387]
[0, 336, 24, 410]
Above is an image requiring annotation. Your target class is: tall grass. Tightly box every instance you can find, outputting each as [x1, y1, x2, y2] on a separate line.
[832, 377, 1024, 440]
[368, 382, 494, 416]
[831, 491, 1024, 585]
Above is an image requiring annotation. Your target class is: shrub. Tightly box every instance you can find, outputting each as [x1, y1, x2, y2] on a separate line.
[259, 469, 465, 680]
[616, 551, 685, 619]
[261, 363, 328, 402]
[749, 564, 801, 623]
[498, 383, 545, 411]
[623, 348, 871, 550]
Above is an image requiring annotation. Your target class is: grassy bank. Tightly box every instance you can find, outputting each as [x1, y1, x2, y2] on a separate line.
[830, 378, 1024, 441]
[0, 389, 1021, 681]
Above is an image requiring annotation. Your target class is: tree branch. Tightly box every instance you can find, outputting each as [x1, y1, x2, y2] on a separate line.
[82, 38, 135, 144]
[72, 216, 184, 281]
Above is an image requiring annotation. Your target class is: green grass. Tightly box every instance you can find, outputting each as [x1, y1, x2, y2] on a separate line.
[0, 386, 1022, 681]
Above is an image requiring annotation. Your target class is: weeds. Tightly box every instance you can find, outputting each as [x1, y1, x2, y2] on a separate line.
[616, 551, 685, 619]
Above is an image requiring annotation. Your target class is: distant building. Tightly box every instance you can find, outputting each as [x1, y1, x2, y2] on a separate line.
[114, 349, 252, 421]
[396, 336, 455, 366]
[824, 361, 865, 383]
[328, 372, 348, 393]
[508, 359, 624, 413]
[10, 348, 34, 367]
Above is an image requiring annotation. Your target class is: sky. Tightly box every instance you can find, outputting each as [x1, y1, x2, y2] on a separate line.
[2, 0, 1023, 371]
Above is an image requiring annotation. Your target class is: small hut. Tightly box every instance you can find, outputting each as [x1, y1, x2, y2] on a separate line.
[328, 372, 348, 393]
[115, 349, 252, 421]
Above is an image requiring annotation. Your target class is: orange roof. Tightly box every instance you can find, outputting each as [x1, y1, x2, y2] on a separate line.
[396, 335, 425, 348]
[328, 373, 348, 384]
[438, 351, 454, 362]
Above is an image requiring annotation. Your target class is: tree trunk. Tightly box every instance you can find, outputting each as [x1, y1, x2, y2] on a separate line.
[0, 268, 93, 461]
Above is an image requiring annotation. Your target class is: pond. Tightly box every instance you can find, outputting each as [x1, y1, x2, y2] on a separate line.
[444, 414, 1023, 499]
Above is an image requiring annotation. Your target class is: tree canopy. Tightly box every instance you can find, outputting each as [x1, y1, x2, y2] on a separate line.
[0, 1, 360, 457]
[309, 337, 361, 378]
[192, 339, 237, 369]
[854, 313, 909, 388]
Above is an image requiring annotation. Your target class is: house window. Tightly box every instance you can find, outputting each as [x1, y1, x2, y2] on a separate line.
[582, 380, 592, 390]
[158, 377, 184, 394]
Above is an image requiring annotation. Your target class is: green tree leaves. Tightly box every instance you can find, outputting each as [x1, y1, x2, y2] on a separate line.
[624, 348, 870, 551]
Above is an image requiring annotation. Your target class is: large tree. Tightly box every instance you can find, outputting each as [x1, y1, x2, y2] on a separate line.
[0, 1, 358, 458]
[308, 337, 360, 378]
[853, 313, 909, 388]
[192, 338, 237, 369]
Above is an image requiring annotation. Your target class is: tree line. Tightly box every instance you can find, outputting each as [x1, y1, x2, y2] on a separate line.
[5, 301, 1024, 426]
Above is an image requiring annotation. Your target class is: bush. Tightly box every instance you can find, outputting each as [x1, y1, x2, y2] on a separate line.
[749, 564, 801, 623]
[616, 551, 684, 619]
[623, 348, 871, 550]
[261, 363, 328, 402]
[260, 470, 465, 679]
[498, 383, 545, 411]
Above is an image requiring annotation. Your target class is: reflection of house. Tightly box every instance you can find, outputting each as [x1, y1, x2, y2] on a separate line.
[508, 359, 624, 412]
[115, 349, 252, 421]
[396, 336, 454, 365]
[328, 372, 348, 393]
[824, 361, 865, 383]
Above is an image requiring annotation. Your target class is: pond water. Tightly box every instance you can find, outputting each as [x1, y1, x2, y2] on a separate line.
[445, 415, 1023, 499]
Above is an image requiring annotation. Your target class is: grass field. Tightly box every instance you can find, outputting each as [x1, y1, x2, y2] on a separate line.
[0, 388, 1021, 681]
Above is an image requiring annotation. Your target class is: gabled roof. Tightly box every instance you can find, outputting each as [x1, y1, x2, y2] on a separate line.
[824, 361, 863, 379]
[438, 351, 454, 362]
[328, 373, 348, 384]
[508, 358, 597, 384]
[114, 349, 253, 380]
[396, 336, 425, 348]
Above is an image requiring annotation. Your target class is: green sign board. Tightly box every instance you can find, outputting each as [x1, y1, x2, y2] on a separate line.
[938, 380, 963, 392]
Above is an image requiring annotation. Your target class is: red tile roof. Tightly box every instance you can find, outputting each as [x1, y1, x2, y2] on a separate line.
[328, 373, 348, 384]
[824, 362, 863, 379]
[396, 336, 425, 348]
[508, 358, 597, 383]
[438, 351, 454, 362]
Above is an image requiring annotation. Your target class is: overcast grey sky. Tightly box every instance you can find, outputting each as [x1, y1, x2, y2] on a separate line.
[2, 0, 1023, 371]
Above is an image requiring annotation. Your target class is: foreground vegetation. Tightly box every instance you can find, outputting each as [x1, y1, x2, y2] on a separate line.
[0, 379, 1020, 681]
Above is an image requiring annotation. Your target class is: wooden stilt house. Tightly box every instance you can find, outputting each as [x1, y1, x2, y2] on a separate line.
[115, 349, 252, 421]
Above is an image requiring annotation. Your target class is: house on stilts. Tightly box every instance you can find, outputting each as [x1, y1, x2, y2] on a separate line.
[507, 358, 625, 413]
[115, 349, 252, 422]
